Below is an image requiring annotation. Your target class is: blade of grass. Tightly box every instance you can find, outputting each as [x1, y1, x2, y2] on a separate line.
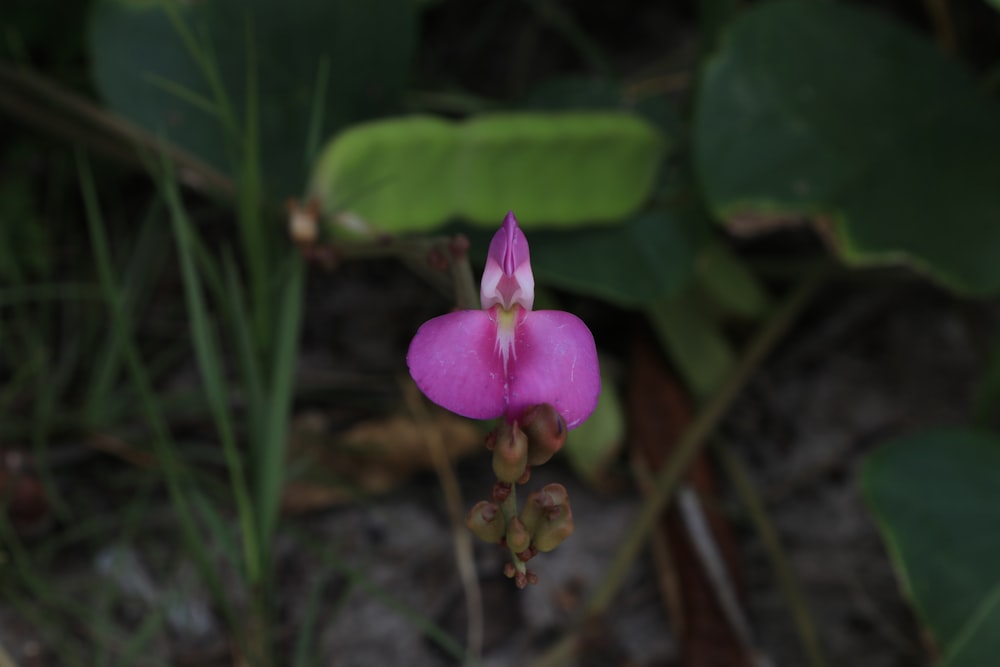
[160, 154, 262, 585]
[291, 566, 335, 667]
[188, 484, 244, 580]
[237, 14, 271, 353]
[86, 197, 170, 425]
[159, 4, 272, 349]
[303, 56, 331, 175]
[77, 149, 231, 620]
[255, 256, 304, 562]
[118, 604, 171, 667]
[221, 253, 265, 433]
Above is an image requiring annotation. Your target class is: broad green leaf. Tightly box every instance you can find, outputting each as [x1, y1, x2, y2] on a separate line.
[89, 0, 416, 198]
[863, 429, 1000, 667]
[520, 76, 683, 138]
[695, 0, 1000, 294]
[313, 116, 459, 231]
[519, 76, 625, 111]
[564, 359, 625, 487]
[529, 210, 709, 307]
[310, 112, 666, 232]
[695, 241, 770, 319]
[645, 292, 734, 398]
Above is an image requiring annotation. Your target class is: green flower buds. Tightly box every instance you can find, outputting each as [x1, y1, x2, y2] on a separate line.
[520, 483, 569, 535]
[522, 404, 568, 467]
[505, 516, 531, 554]
[465, 500, 505, 544]
[492, 421, 529, 484]
[532, 500, 574, 553]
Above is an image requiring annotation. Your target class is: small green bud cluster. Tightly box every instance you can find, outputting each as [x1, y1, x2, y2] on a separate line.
[467, 404, 574, 588]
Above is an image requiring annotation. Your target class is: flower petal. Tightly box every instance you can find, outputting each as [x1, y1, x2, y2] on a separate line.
[507, 310, 601, 429]
[481, 211, 534, 311]
[407, 310, 506, 420]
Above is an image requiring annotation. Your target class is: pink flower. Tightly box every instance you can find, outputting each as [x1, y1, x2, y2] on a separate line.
[407, 212, 600, 429]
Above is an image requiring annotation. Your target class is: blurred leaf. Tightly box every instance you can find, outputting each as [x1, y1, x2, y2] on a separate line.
[564, 359, 625, 487]
[89, 0, 416, 198]
[282, 409, 482, 512]
[522, 75, 682, 141]
[310, 112, 666, 231]
[530, 210, 709, 307]
[0, 177, 49, 280]
[695, 241, 771, 319]
[520, 76, 626, 110]
[645, 292, 734, 398]
[863, 429, 1000, 667]
[695, 0, 1000, 294]
[313, 115, 459, 232]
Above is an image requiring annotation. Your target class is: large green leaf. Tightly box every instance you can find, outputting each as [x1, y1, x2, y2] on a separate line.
[863, 429, 1000, 666]
[529, 210, 708, 307]
[89, 0, 416, 198]
[695, 0, 1000, 294]
[310, 112, 666, 232]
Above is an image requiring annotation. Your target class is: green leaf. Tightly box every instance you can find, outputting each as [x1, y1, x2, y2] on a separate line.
[863, 429, 1000, 667]
[695, 241, 770, 319]
[564, 359, 625, 487]
[89, 0, 416, 198]
[530, 210, 708, 307]
[695, 0, 1000, 294]
[645, 292, 734, 398]
[310, 112, 666, 232]
[519, 76, 625, 111]
[311, 116, 459, 231]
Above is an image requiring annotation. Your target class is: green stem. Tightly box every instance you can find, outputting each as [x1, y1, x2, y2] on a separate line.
[500, 486, 527, 577]
[526, 270, 827, 667]
[585, 268, 826, 616]
[715, 442, 829, 667]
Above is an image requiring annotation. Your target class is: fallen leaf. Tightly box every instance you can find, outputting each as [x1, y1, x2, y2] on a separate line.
[282, 407, 483, 514]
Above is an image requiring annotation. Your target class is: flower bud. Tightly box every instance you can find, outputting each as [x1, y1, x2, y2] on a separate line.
[520, 483, 569, 535]
[532, 503, 574, 553]
[465, 500, 505, 543]
[505, 516, 531, 553]
[492, 421, 528, 484]
[522, 404, 567, 467]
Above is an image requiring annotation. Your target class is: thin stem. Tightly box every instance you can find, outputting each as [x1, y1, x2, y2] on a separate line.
[404, 384, 484, 665]
[500, 486, 527, 577]
[526, 269, 827, 667]
[715, 442, 829, 667]
[585, 268, 826, 615]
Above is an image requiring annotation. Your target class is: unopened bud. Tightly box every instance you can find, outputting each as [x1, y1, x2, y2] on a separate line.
[465, 500, 505, 543]
[522, 404, 567, 467]
[505, 517, 531, 553]
[532, 503, 574, 553]
[519, 483, 569, 535]
[492, 422, 528, 484]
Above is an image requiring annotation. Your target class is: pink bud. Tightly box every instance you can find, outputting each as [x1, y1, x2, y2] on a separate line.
[480, 212, 534, 312]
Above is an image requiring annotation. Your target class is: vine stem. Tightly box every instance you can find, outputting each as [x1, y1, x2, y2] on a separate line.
[500, 485, 527, 577]
[714, 442, 829, 667]
[527, 267, 829, 667]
